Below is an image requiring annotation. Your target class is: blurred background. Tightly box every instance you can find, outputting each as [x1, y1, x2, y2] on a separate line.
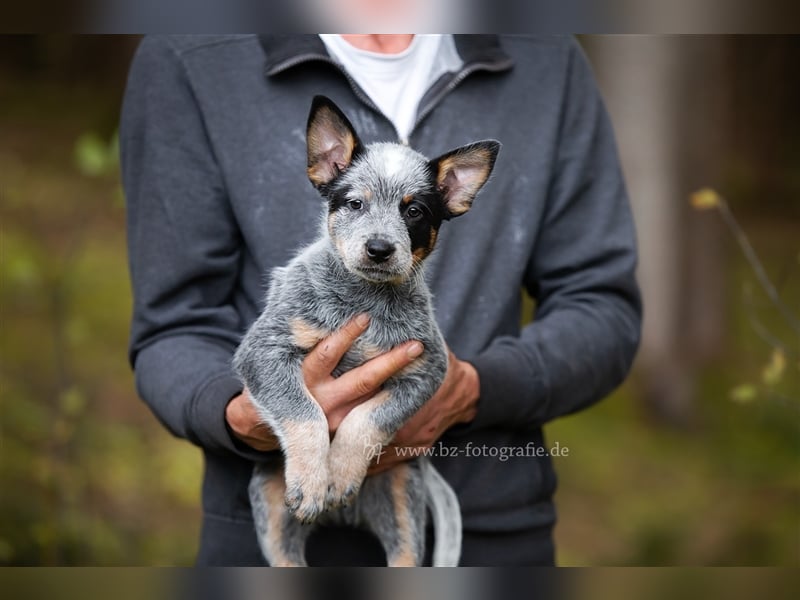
[0, 35, 797, 566]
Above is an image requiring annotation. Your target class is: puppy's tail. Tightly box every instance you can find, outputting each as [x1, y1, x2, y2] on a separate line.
[420, 457, 462, 567]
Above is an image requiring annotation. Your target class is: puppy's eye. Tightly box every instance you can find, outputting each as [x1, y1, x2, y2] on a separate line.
[347, 199, 364, 211]
[406, 206, 422, 219]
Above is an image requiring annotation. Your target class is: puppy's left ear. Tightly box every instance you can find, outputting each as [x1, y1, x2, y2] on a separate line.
[306, 95, 362, 189]
[430, 140, 500, 218]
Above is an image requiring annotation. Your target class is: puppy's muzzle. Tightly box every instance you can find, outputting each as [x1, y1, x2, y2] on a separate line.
[365, 238, 396, 264]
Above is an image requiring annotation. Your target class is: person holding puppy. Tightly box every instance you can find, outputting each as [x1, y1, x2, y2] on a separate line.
[122, 34, 641, 565]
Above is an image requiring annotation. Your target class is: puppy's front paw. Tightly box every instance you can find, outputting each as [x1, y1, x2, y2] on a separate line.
[284, 486, 324, 523]
[284, 466, 328, 523]
[326, 448, 368, 509]
[325, 480, 360, 509]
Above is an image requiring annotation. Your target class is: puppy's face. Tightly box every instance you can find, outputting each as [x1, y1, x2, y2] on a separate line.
[306, 96, 500, 284]
[325, 143, 443, 283]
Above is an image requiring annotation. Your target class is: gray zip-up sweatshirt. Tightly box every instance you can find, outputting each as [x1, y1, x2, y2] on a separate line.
[121, 34, 641, 564]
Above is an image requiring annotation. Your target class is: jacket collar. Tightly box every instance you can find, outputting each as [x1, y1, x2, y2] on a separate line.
[258, 35, 513, 76]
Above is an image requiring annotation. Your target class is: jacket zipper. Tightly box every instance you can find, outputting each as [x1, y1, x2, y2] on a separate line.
[411, 60, 512, 138]
[267, 53, 406, 142]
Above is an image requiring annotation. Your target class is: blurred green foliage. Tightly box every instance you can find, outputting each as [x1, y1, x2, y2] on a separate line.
[545, 215, 800, 566]
[74, 131, 119, 178]
[0, 82, 201, 565]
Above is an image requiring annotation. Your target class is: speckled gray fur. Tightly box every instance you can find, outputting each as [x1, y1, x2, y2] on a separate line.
[233, 96, 499, 566]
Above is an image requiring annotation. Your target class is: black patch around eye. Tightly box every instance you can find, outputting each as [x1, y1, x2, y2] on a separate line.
[402, 193, 446, 226]
[402, 193, 447, 258]
[327, 187, 354, 213]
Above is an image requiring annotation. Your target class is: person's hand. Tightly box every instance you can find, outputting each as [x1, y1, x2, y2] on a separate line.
[225, 389, 280, 451]
[367, 348, 480, 475]
[302, 313, 423, 435]
[225, 314, 424, 451]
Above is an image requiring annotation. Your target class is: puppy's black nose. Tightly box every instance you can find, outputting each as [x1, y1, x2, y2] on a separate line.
[365, 238, 395, 263]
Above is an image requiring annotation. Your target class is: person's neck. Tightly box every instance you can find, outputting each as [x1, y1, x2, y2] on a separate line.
[339, 35, 415, 54]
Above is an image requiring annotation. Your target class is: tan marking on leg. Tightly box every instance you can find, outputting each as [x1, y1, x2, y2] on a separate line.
[282, 419, 329, 464]
[260, 473, 298, 567]
[388, 463, 417, 566]
[327, 390, 392, 506]
[282, 416, 330, 522]
[289, 318, 328, 350]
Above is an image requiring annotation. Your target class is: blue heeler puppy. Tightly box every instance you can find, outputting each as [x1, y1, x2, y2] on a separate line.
[233, 96, 499, 566]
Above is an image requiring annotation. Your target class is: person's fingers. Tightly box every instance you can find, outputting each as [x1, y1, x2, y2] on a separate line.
[315, 382, 373, 423]
[333, 340, 423, 399]
[302, 313, 370, 382]
[225, 393, 253, 435]
[225, 391, 280, 451]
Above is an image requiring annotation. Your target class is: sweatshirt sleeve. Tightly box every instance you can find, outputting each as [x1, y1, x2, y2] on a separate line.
[466, 39, 642, 432]
[120, 36, 268, 460]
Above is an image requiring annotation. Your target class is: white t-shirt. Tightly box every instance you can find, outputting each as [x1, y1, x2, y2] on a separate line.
[319, 34, 462, 143]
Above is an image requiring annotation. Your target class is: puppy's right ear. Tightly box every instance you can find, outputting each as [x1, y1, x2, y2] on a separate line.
[306, 96, 362, 189]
